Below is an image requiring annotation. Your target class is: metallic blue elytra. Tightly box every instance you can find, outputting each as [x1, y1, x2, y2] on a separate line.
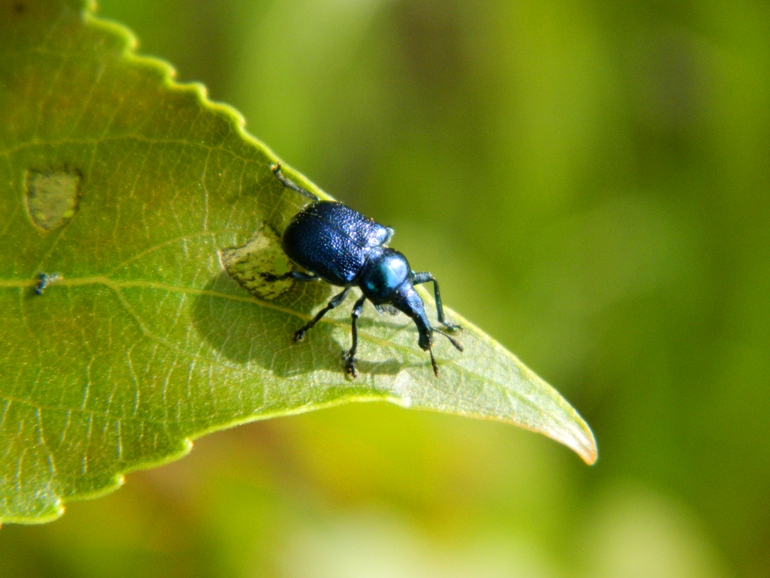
[264, 163, 463, 378]
[282, 202, 391, 286]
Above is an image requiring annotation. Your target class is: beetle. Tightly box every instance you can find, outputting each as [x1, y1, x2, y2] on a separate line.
[263, 163, 463, 378]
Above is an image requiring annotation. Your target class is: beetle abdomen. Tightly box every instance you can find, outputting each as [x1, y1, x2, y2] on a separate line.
[282, 202, 390, 286]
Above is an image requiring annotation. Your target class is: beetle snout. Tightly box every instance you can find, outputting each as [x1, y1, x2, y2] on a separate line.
[418, 331, 432, 351]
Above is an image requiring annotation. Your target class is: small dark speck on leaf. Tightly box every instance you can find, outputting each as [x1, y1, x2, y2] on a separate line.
[34, 272, 63, 295]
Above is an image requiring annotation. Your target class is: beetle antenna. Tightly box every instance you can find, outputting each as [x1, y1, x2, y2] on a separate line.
[434, 327, 464, 352]
[271, 163, 319, 201]
[429, 346, 440, 378]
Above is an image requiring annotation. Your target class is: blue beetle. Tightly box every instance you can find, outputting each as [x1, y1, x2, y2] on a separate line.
[264, 163, 462, 378]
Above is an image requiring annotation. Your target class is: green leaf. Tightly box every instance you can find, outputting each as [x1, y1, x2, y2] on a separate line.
[0, 0, 596, 524]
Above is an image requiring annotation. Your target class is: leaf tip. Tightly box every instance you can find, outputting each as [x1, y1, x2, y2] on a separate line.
[562, 420, 599, 465]
[580, 437, 599, 465]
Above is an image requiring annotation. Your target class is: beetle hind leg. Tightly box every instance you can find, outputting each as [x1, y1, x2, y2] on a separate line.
[271, 162, 319, 201]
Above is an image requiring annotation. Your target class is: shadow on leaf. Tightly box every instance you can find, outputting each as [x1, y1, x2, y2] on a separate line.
[192, 272, 408, 378]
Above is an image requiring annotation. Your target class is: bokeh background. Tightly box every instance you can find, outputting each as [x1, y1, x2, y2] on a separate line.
[3, 0, 769, 576]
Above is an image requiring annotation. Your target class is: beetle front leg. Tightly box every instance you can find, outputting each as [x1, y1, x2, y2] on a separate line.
[411, 272, 462, 332]
[293, 287, 350, 342]
[343, 294, 368, 378]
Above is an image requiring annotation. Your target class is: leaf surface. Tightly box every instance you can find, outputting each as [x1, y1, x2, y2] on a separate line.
[0, 0, 596, 523]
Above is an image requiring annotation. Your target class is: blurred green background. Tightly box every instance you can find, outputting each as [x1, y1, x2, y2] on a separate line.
[3, 0, 769, 576]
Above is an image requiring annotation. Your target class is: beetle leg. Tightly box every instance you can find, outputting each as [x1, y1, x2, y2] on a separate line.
[411, 272, 462, 332]
[343, 294, 368, 378]
[260, 271, 319, 283]
[293, 287, 350, 342]
[271, 163, 319, 201]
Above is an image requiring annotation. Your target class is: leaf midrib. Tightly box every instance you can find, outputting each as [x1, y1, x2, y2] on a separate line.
[0, 275, 426, 357]
[0, 275, 533, 387]
[2, 275, 594, 453]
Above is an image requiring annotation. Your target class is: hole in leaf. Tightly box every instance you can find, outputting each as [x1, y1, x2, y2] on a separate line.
[25, 168, 82, 231]
[219, 223, 294, 300]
